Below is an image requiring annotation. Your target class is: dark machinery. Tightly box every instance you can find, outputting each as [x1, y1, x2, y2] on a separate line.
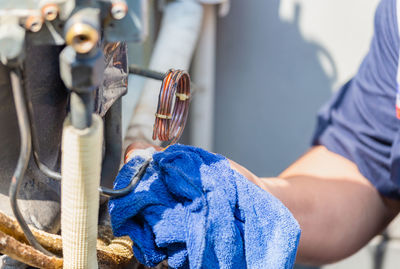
[0, 0, 191, 267]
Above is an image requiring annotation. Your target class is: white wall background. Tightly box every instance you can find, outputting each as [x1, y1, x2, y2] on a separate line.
[214, 0, 379, 176]
[279, 0, 380, 90]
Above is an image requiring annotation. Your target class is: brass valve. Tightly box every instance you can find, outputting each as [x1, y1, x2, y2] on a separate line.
[65, 22, 99, 54]
[41, 4, 59, 21]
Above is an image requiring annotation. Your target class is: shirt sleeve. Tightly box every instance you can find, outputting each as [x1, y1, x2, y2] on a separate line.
[312, 0, 400, 199]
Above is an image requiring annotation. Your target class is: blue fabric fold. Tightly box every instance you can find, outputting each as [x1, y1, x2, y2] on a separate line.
[109, 144, 301, 269]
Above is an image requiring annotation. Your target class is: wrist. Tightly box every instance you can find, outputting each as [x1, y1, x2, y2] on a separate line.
[124, 140, 162, 163]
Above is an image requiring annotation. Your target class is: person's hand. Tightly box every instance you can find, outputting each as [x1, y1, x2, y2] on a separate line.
[124, 140, 162, 163]
[228, 159, 266, 188]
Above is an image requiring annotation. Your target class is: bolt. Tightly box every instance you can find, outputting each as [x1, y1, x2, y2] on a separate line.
[111, 2, 128, 20]
[25, 16, 43, 32]
[41, 4, 59, 21]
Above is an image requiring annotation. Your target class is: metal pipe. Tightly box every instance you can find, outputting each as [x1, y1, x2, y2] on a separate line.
[99, 158, 151, 198]
[128, 65, 165, 81]
[98, 98, 151, 198]
[33, 153, 62, 181]
[152, 69, 191, 144]
[19, 96, 142, 197]
[9, 69, 54, 257]
[70, 91, 94, 129]
[26, 90, 62, 181]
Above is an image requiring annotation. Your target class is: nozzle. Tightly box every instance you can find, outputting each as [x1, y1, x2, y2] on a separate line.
[41, 4, 59, 21]
[65, 22, 99, 54]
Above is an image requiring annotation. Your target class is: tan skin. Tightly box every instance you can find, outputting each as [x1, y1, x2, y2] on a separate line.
[127, 142, 400, 266]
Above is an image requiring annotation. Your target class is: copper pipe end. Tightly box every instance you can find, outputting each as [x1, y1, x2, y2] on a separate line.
[25, 15, 43, 32]
[111, 2, 128, 20]
[65, 23, 99, 54]
[41, 4, 59, 21]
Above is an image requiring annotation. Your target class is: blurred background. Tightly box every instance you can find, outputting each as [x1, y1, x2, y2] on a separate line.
[124, 0, 400, 268]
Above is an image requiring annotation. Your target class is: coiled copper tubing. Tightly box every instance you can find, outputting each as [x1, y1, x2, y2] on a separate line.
[153, 69, 191, 145]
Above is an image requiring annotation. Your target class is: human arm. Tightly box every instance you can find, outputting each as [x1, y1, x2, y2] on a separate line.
[125, 142, 400, 265]
[227, 0, 400, 264]
[126, 139, 400, 265]
[230, 145, 400, 265]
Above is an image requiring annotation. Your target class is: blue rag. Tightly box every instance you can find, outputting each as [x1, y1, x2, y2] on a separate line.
[109, 144, 301, 269]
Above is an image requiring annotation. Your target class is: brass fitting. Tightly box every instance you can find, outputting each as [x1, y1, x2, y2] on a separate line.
[65, 23, 99, 54]
[41, 4, 59, 21]
[25, 15, 43, 32]
[111, 2, 128, 20]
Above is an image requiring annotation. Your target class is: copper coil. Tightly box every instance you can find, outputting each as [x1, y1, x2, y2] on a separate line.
[152, 69, 191, 145]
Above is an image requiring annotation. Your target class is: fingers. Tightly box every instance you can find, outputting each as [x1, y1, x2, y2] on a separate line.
[124, 141, 162, 163]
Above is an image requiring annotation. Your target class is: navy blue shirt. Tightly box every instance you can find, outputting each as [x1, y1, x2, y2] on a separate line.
[312, 0, 400, 199]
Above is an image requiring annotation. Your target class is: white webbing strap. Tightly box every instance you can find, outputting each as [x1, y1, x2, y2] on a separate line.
[61, 115, 103, 269]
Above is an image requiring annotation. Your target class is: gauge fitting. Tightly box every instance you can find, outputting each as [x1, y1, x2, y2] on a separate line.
[25, 15, 43, 32]
[65, 22, 99, 54]
[41, 4, 59, 21]
[111, 1, 128, 20]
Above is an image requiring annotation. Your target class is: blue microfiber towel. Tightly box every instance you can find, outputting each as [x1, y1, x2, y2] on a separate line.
[109, 144, 301, 269]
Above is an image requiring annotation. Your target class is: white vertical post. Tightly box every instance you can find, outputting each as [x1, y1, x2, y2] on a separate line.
[190, 4, 217, 151]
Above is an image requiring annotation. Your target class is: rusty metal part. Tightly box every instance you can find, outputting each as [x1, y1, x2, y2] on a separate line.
[128, 64, 165, 81]
[152, 69, 191, 144]
[25, 15, 43, 32]
[41, 4, 59, 21]
[0, 209, 62, 255]
[0, 210, 134, 268]
[0, 231, 63, 269]
[65, 22, 100, 54]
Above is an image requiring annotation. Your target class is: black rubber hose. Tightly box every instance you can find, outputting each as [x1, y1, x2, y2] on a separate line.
[29, 97, 134, 196]
[128, 65, 165, 81]
[9, 69, 55, 257]
[99, 158, 151, 198]
[33, 154, 62, 181]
